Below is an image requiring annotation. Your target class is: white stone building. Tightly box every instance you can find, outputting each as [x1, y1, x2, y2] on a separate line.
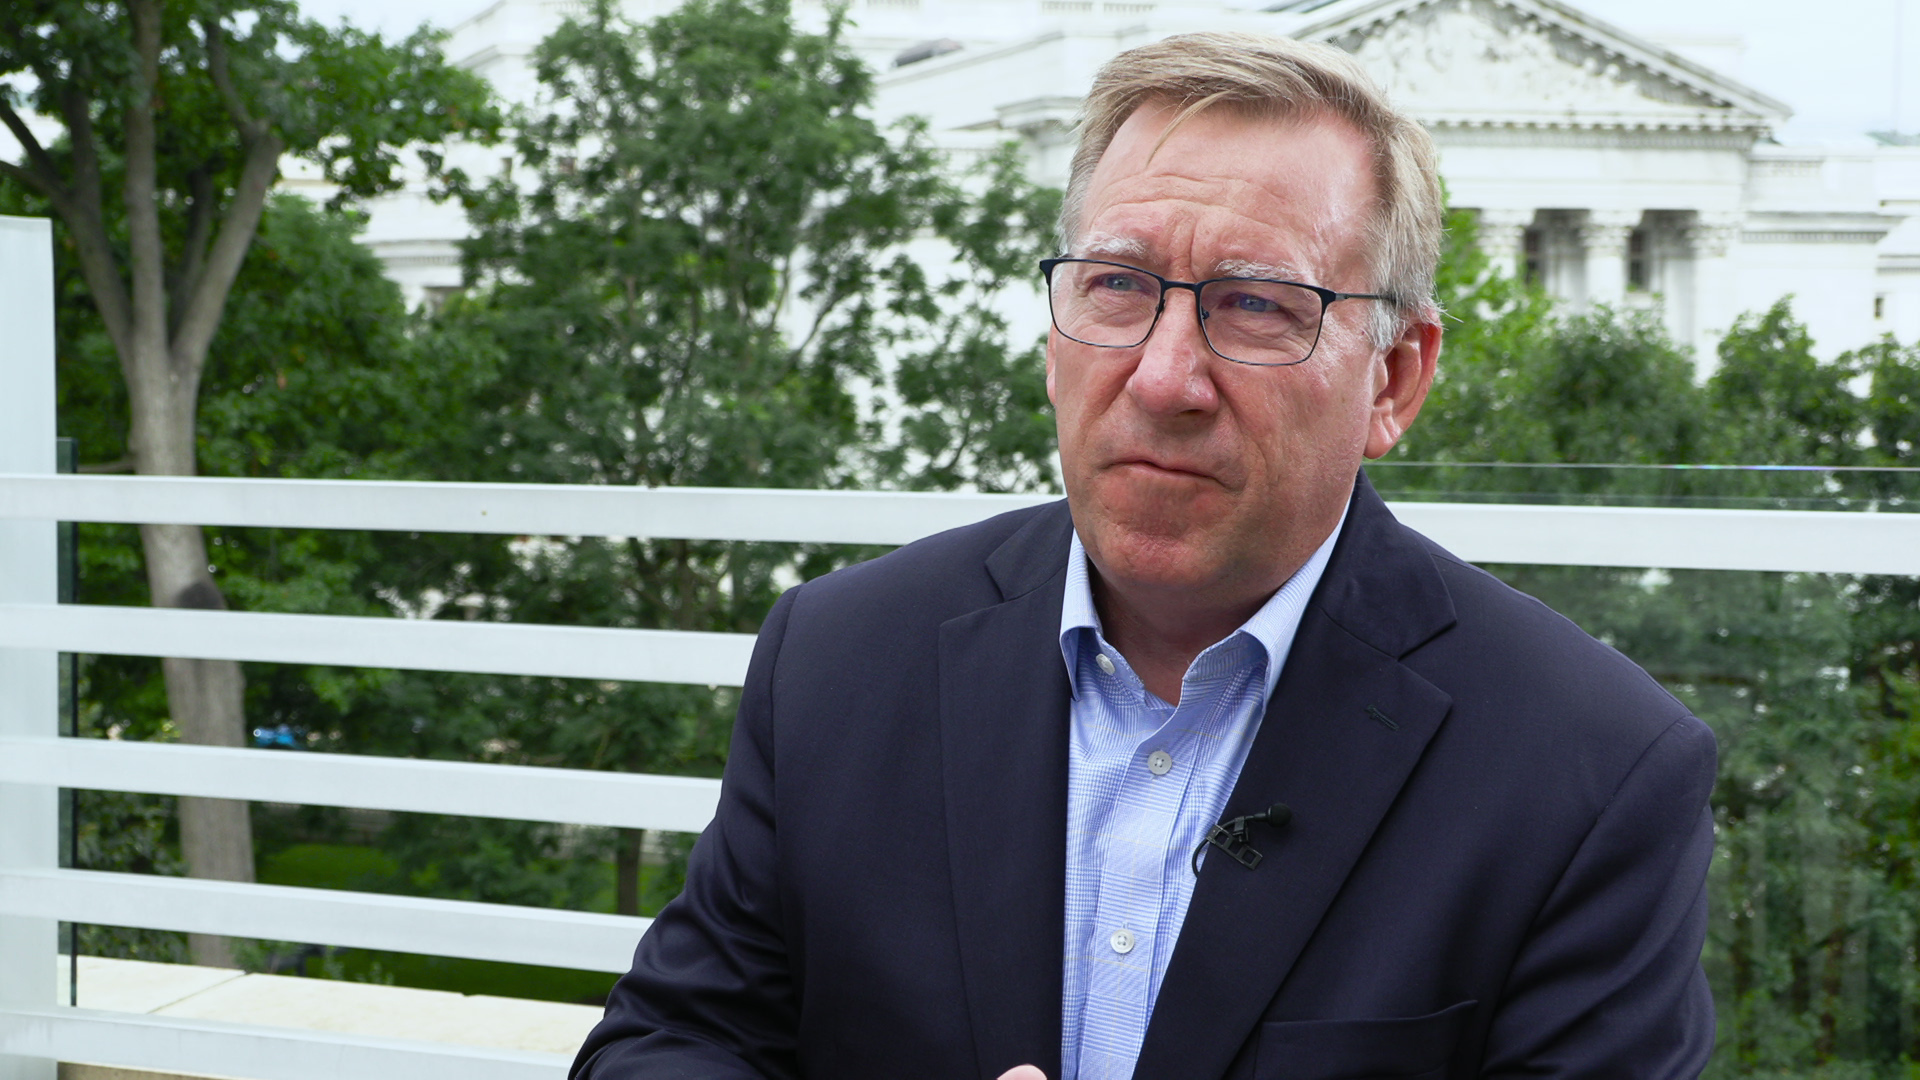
[352, 0, 1920, 368]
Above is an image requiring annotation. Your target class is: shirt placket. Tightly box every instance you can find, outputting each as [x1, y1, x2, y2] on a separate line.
[1079, 666, 1202, 1078]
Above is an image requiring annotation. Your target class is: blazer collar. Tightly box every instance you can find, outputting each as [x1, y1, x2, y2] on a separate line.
[942, 499, 1075, 1079]
[1313, 470, 1457, 659]
[985, 499, 1074, 601]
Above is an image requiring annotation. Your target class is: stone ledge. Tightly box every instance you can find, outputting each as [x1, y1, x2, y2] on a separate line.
[61, 1068, 213, 1080]
[53, 955, 600, 1080]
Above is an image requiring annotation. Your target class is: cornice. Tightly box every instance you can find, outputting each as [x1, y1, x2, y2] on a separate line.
[1428, 120, 1764, 146]
[1743, 231, 1893, 245]
[1291, 0, 1789, 127]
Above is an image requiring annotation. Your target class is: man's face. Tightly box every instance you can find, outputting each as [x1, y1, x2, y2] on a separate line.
[1047, 103, 1435, 606]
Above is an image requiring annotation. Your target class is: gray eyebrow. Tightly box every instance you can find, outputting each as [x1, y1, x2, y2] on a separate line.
[1214, 258, 1305, 281]
[1077, 233, 1148, 259]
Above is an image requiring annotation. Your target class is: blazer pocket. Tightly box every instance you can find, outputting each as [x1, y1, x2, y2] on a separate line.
[1254, 1000, 1477, 1080]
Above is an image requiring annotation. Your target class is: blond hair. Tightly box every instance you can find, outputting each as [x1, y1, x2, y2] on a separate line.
[1062, 32, 1443, 347]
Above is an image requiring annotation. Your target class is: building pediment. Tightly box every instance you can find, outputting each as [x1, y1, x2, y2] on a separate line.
[1280, 0, 1790, 134]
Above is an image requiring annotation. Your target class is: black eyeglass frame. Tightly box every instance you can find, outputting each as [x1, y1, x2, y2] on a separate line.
[1038, 256, 1398, 367]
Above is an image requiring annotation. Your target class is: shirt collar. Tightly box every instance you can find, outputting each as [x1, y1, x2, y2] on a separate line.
[1058, 500, 1349, 704]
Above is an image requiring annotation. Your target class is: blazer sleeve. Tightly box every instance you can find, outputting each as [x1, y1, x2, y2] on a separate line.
[1482, 712, 1719, 1078]
[571, 587, 803, 1080]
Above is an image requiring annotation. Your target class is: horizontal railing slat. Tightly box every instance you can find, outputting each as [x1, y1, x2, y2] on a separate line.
[0, 473, 1052, 543]
[0, 737, 721, 833]
[0, 869, 646, 973]
[0, 602, 757, 685]
[1389, 501, 1920, 575]
[0, 1007, 567, 1080]
[6, 474, 1920, 574]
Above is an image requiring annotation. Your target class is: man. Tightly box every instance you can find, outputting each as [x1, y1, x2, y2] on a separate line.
[574, 31, 1717, 1080]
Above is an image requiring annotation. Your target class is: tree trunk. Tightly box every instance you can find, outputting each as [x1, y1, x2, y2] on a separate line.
[615, 828, 645, 917]
[131, 369, 254, 969]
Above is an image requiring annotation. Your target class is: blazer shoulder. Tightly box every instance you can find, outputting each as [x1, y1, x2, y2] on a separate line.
[1377, 536, 1716, 851]
[1411, 535, 1703, 757]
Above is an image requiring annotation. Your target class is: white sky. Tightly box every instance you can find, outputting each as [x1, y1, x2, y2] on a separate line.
[296, 0, 1918, 145]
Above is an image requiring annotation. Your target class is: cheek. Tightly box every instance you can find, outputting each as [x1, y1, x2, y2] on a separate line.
[1235, 366, 1366, 476]
[1048, 345, 1126, 429]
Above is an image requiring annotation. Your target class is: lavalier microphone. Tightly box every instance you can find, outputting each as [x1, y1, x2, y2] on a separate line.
[1191, 803, 1291, 874]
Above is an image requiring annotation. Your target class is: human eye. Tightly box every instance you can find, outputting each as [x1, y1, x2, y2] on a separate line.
[1222, 291, 1283, 315]
[1209, 282, 1311, 325]
[1086, 268, 1153, 295]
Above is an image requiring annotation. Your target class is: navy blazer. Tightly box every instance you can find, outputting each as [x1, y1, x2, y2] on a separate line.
[574, 474, 1718, 1079]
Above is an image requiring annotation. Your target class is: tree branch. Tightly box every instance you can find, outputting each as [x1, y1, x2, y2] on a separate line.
[0, 158, 57, 204]
[123, 0, 171, 383]
[58, 70, 107, 233]
[201, 17, 265, 138]
[165, 13, 286, 375]
[169, 130, 282, 375]
[0, 96, 65, 194]
[787, 283, 851, 367]
[2, 64, 137, 362]
[172, 167, 216, 335]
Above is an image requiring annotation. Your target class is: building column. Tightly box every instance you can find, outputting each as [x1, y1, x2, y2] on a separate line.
[1578, 210, 1639, 310]
[1646, 215, 1690, 347]
[1476, 208, 1534, 280]
[1683, 212, 1743, 379]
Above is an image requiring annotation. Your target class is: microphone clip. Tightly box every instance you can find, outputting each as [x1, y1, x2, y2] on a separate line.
[1191, 803, 1291, 875]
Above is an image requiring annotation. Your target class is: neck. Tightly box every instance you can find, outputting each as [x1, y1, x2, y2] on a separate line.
[1091, 568, 1286, 706]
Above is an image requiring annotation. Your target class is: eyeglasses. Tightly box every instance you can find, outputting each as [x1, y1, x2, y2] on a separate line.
[1038, 257, 1396, 367]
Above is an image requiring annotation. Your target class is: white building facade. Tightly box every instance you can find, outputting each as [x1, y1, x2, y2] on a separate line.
[359, 0, 1920, 368]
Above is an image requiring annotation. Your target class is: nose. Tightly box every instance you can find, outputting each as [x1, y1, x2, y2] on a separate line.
[1126, 287, 1221, 420]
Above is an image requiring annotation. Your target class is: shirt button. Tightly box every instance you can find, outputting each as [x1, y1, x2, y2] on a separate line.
[1109, 929, 1136, 955]
[1146, 749, 1173, 776]
[1096, 653, 1116, 675]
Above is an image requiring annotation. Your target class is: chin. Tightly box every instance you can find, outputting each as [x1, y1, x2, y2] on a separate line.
[1085, 522, 1224, 591]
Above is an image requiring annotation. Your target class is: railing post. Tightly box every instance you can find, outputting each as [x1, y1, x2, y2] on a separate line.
[0, 215, 60, 1080]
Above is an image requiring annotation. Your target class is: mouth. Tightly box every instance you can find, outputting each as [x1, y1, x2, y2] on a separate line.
[1110, 458, 1218, 483]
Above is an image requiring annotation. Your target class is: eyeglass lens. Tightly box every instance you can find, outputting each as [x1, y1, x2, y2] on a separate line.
[1047, 260, 1325, 366]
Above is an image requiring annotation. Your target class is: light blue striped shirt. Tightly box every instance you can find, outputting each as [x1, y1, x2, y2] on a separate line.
[1058, 514, 1345, 1080]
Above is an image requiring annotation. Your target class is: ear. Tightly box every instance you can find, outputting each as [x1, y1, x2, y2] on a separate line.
[1044, 332, 1060, 406]
[1363, 317, 1441, 459]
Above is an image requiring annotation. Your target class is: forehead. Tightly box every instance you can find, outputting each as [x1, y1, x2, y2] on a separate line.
[1077, 103, 1377, 282]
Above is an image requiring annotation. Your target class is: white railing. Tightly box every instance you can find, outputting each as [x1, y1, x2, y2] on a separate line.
[4, 217, 1920, 1079]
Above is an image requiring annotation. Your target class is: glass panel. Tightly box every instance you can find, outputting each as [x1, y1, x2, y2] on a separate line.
[1368, 463, 1920, 1073]
[1483, 562, 1920, 1075]
[1367, 461, 1920, 512]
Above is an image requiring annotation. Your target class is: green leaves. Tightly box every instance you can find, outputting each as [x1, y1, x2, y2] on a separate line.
[1, 0, 500, 205]
[278, 19, 503, 204]
[1710, 300, 1864, 466]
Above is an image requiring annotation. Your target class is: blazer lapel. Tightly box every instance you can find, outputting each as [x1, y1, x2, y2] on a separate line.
[941, 502, 1075, 1080]
[1133, 475, 1459, 1080]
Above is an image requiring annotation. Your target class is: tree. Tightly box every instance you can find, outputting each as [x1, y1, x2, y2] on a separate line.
[414, 0, 1058, 913]
[1710, 300, 1864, 467]
[0, 0, 498, 965]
